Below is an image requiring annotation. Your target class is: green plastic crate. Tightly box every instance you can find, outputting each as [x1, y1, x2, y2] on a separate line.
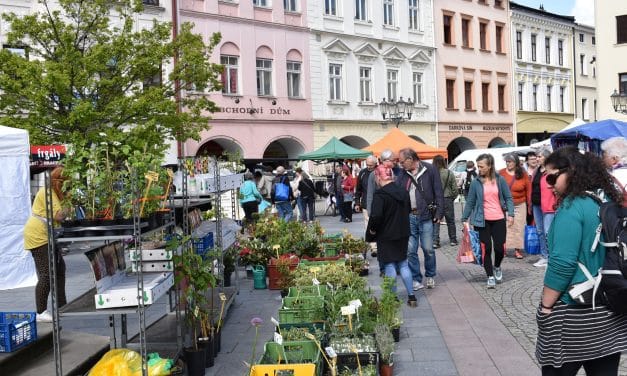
[260, 340, 322, 376]
[278, 307, 324, 324]
[282, 296, 325, 310]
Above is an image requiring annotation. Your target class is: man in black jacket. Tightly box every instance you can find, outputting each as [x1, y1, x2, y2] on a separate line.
[355, 156, 378, 252]
[396, 148, 444, 290]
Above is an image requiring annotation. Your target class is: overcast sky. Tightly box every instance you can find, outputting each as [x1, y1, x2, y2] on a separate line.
[513, 0, 595, 26]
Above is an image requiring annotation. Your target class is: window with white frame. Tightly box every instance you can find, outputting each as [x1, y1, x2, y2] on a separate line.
[409, 0, 420, 30]
[387, 69, 398, 101]
[329, 63, 343, 100]
[546, 85, 552, 111]
[359, 67, 372, 102]
[412, 72, 423, 104]
[559, 86, 565, 112]
[582, 98, 589, 119]
[254, 0, 269, 7]
[256, 58, 273, 96]
[220, 55, 239, 95]
[325, 0, 337, 15]
[383, 0, 394, 26]
[355, 0, 367, 21]
[517, 82, 524, 110]
[580, 54, 587, 75]
[284, 0, 297, 11]
[287, 61, 301, 98]
[532, 84, 538, 111]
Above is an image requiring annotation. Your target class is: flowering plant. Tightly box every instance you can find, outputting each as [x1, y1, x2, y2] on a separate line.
[238, 238, 273, 267]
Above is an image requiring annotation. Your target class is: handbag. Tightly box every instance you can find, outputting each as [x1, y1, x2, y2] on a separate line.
[457, 224, 481, 265]
[344, 192, 354, 201]
[524, 225, 541, 255]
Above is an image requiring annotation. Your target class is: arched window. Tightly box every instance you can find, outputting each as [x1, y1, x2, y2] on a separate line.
[220, 42, 240, 95]
[286, 49, 302, 98]
[256, 46, 274, 96]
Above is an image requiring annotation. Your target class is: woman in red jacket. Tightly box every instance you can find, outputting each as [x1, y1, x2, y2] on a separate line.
[499, 153, 531, 259]
[341, 167, 355, 223]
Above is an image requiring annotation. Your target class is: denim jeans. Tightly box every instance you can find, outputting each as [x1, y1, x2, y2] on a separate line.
[276, 201, 293, 222]
[543, 212, 555, 249]
[300, 196, 315, 222]
[433, 197, 457, 244]
[407, 214, 435, 283]
[383, 259, 414, 296]
[532, 205, 550, 259]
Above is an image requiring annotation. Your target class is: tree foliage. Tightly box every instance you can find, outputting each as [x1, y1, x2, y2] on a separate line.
[0, 0, 222, 147]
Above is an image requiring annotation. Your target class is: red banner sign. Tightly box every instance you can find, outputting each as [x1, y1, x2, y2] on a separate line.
[30, 145, 66, 166]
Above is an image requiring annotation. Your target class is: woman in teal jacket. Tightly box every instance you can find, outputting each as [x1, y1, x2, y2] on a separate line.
[461, 153, 514, 288]
[240, 171, 263, 227]
[535, 146, 627, 375]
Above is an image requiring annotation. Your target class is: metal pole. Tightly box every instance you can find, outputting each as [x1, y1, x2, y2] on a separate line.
[44, 170, 62, 376]
[132, 170, 148, 376]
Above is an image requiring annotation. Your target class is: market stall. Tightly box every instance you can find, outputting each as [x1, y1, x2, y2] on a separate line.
[0, 125, 36, 290]
[550, 119, 627, 155]
[363, 128, 448, 159]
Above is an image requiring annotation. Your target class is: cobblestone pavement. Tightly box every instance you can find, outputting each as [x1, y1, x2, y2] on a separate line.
[438, 204, 627, 375]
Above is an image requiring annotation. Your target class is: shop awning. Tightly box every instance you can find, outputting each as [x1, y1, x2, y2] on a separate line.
[297, 137, 372, 161]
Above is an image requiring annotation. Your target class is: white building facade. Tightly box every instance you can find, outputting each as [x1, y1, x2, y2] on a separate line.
[594, 1, 627, 121]
[308, 0, 437, 149]
[510, 2, 575, 146]
[573, 23, 598, 122]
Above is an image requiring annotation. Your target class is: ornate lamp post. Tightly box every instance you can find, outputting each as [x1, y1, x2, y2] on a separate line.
[610, 90, 627, 114]
[379, 96, 414, 127]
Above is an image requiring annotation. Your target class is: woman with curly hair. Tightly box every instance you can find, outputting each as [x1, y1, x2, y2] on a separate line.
[536, 146, 627, 375]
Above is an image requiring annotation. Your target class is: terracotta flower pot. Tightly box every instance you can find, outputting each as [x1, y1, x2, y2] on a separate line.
[380, 363, 394, 376]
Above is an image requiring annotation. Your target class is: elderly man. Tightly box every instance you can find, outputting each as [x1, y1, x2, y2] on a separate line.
[601, 136, 627, 190]
[396, 148, 444, 290]
[271, 166, 294, 221]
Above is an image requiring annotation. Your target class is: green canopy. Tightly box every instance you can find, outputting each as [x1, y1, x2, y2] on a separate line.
[298, 137, 372, 160]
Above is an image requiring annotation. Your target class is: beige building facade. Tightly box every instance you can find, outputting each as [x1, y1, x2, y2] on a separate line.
[434, 0, 514, 159]
[594, 1, 627, 121]
[573, 23, 598, 122]
[510, 2, 575, 146]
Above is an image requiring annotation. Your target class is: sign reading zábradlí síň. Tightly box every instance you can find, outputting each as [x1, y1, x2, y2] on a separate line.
[30, 145, 66, 167]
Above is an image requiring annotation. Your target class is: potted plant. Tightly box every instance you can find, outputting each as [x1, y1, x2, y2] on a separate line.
[173, 240, 217, 374]
[375, 323, 395, 376]
[378, 277, 402, 342]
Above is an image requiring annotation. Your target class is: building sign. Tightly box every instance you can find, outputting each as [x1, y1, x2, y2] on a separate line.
[217, 106, 291, 115]
[445, 124, 512, 132]
[30, 145, 66, 167]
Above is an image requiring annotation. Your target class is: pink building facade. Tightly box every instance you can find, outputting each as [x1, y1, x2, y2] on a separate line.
[434, 0, 515, 157]
[180, 0, 313, 160]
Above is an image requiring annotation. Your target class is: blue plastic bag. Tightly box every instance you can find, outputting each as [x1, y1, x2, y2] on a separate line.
[468, 228, 482, 265]
[524, 225, 541, 255]
[258, 200, 271, 213]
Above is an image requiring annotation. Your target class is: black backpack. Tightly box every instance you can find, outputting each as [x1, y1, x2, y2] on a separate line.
[583, 194, 627, 314]
[464, 169, 477, 194]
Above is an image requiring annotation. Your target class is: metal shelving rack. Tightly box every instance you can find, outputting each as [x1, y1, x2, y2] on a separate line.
[45, 169, 178, 376]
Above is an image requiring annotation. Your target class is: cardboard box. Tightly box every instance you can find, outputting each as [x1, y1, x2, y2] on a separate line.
[130, 260, 174, 273]
[128, 247, 174, 261]
[93, 272, 174, 309]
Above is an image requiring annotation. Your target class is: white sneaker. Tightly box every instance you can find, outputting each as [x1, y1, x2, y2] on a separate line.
[426, 277, 435, 289]
[36, 310, 53, 322]
[494, 267, 503, 282]
[487, 277, 496, 289]
[533, 258, 548, 267]
[413, 281, 424, 291]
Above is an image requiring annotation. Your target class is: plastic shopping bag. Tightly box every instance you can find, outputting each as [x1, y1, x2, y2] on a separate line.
[524, 225, 541, 255]
[258, 200, 271, 213]
[457, 224, 482, 265]
[88, 349, 173, 376]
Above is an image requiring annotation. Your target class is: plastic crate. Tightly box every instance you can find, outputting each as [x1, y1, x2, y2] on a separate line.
[259, 340, 322, 376]
[330, 352, 380, 376]
[0, 312, 37, 353]
[192, 232, 214, 256]
[278, 307, 325, 324]
[287, 285, 327, 298]
[277, 322, 326, 334]
[249, 364, 316, 376]
[283, 296, 325, 310]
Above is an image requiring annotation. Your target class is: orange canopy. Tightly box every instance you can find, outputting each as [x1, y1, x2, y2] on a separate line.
[363, 128, 448, 159]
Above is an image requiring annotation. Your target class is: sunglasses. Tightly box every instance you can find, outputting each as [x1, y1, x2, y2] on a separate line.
[546, 169, 566, 186]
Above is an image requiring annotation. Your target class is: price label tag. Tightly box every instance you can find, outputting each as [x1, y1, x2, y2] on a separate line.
[312, 278, 320, 285]
[325, 346, 337, 358]
[271, 317, 280, 327]
[349, 299, 362, 308]
[219, 293, 227, 301]
[274, 332, 283, 345]
[327, 282, 334, 290]
[341, 305, 356, 315]
[194, 306, 199, 318]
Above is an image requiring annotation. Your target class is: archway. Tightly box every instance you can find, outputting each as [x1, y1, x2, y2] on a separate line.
[447, 137, 476, 161]
[340, 135, 369, 149]
[488, 137, 507, 148]
[262, 137, 305, 159]
[196, 137, 243, 157]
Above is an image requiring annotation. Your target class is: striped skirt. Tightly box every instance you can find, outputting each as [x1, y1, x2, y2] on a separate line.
[535, 301, 627, 367]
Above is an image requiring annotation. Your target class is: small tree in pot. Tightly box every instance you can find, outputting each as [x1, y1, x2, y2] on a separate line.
[374, 323, 395, 376]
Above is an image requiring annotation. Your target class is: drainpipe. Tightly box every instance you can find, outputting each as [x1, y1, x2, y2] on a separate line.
[172, 0, 183, 158]
[572, 25, 578, 118]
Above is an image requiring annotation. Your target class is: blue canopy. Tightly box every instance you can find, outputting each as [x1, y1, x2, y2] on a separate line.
[551, 119, 627, 154]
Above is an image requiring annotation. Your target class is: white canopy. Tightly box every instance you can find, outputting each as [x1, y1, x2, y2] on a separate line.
[529, 118, 586, 149]
[0, 125, 36, 290]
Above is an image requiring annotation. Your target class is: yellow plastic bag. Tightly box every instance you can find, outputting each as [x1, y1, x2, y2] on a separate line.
[89, 349, 172, 376]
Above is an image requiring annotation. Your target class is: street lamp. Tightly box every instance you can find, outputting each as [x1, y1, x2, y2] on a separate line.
[610, 89, 627, 114]
[379, 96, 414, 127]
